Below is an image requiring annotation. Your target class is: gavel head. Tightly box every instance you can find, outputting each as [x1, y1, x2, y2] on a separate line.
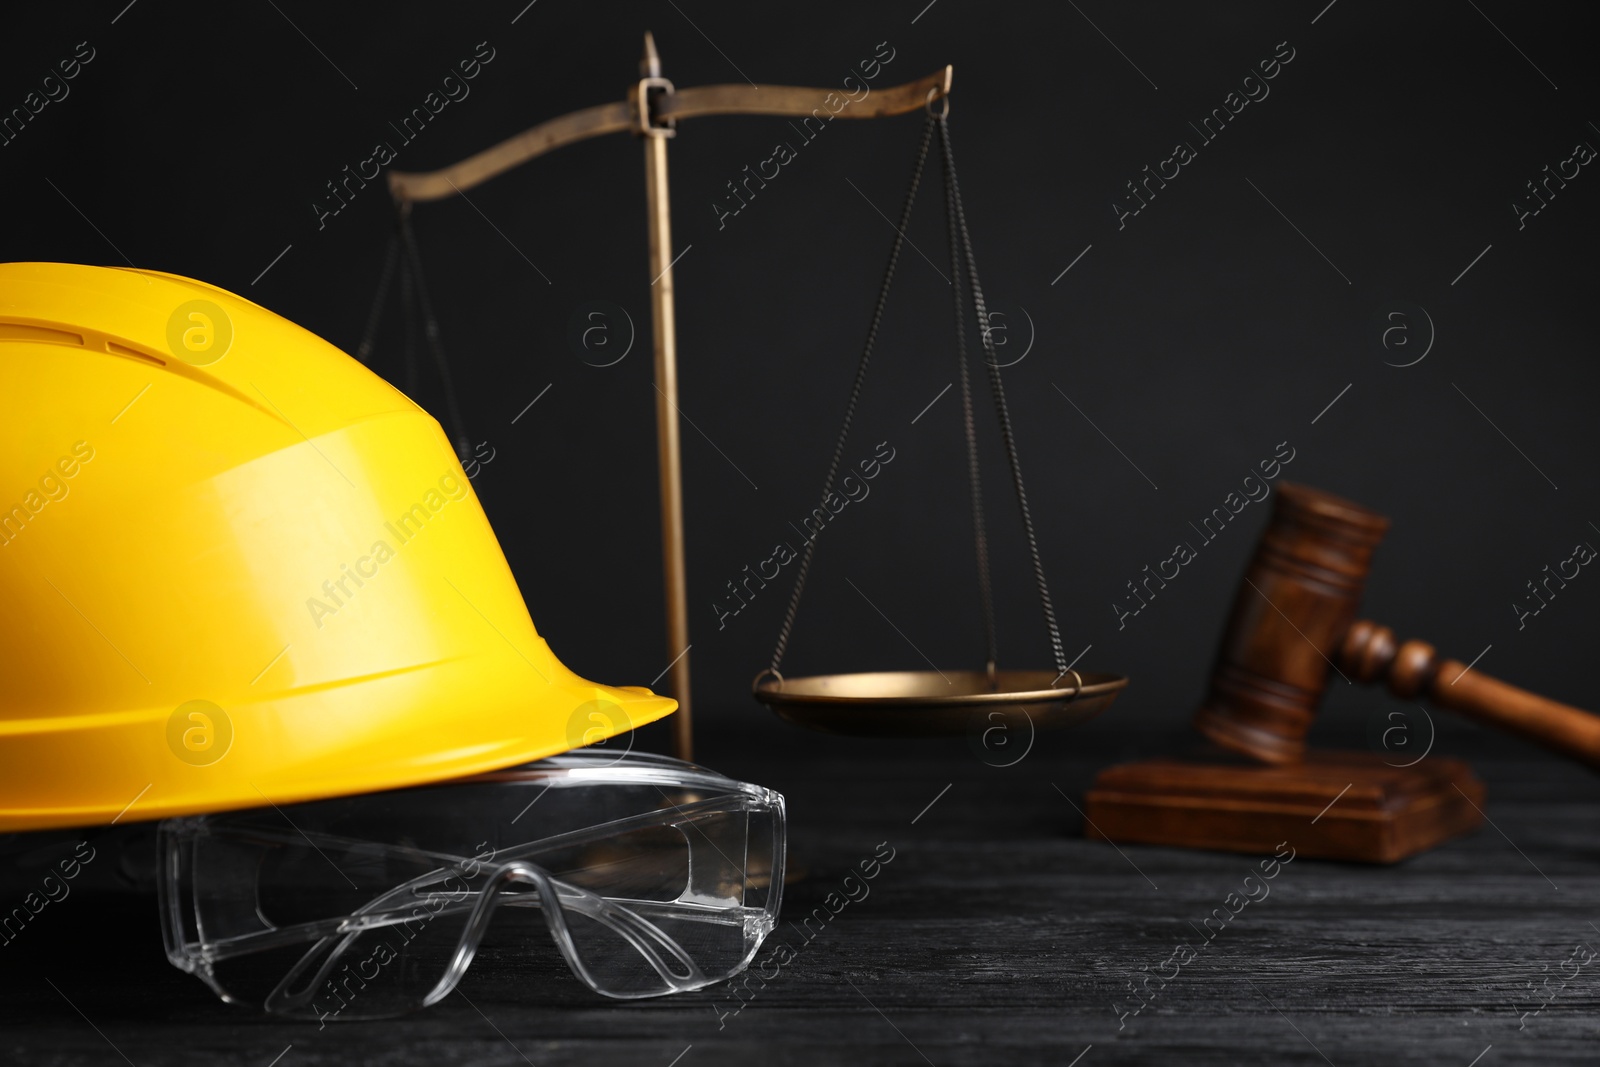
[1193, 482, 1391, 763]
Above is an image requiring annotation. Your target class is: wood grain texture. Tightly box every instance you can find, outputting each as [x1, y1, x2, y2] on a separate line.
[1195, 483, 1600, 773]
[1342, 621, 1600, 769]
[1084, 751, 1486, 862]
[1194, 482, 1391, 764]
[1, 728, 1596, 1065]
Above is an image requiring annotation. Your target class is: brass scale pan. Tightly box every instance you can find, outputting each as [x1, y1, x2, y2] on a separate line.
[750, 103, 1127, 737]
[754, 669, 1126, 738]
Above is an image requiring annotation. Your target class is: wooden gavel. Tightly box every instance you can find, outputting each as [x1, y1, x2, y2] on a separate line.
[1193, 482, 1600, 768]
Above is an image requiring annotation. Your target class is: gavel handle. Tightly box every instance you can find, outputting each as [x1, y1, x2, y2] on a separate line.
[1342, 619, 1600, 770]
[1434, 661, 1600, 769]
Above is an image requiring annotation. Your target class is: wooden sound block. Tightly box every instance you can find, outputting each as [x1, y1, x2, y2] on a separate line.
[1082, 750, 1486, 863]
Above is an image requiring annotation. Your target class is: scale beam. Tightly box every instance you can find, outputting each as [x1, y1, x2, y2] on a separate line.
[387, 67, 953, 202]
[657, 66, 952, 122]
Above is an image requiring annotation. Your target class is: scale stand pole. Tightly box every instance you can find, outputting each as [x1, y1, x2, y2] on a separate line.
[637, 33, 693, 761]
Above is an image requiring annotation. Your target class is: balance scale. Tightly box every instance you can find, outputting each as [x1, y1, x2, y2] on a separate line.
[371, 34, 1126, 758]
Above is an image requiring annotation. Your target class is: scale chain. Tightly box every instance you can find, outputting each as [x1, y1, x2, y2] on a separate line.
[768, 109, 1071, 681]
[355, 234, 401, 366]
[354, 210, 472, 462]
[399, 240, 420, 396]
[937, 114, 1070, 677]
[941, 123, 1000, 678]
[767, 114, 937, 675]
[398, 213, 473, 460]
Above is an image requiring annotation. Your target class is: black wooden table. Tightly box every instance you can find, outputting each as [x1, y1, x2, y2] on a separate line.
[4, 719, 1597, 1066]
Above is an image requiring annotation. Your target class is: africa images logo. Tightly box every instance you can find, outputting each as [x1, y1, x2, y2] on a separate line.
[165, 300, 233, 366]
[564, 699, 635, 765]
[166, 700, 233, 767]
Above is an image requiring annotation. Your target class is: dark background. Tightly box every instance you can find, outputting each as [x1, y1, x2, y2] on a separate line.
[5, 2, 1600, 1063]
[4, 0, 1595, 756]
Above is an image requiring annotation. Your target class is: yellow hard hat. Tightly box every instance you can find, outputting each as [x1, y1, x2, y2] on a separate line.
[0, 262, 674, 831]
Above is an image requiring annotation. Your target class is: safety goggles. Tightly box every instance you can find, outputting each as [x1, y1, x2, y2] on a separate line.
[159, 751, 785, 1021]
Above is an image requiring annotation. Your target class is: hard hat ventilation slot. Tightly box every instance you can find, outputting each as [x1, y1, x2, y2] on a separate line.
[0, 320, 168, 367]
[105, 340, 167, 366]
[0, 322, 83, 346]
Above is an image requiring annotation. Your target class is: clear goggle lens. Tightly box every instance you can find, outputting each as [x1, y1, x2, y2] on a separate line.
[159, 753, 784, 1020]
